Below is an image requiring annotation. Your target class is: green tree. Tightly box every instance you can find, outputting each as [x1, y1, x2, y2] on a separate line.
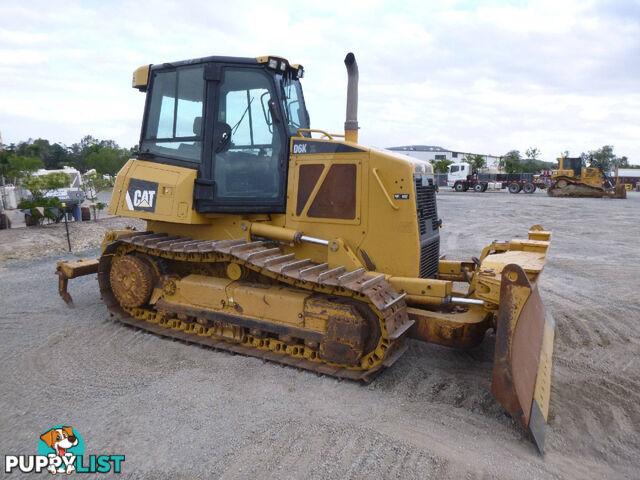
[7, 139, 72, 170]
[44, 143, 71, 169]
[7, 155, 43, 181]
[0, 146, 10, 179]
[464, 153, 486, 171]
[86, 147, 127, 177]
[521, 159, 554, 173]
[430, 158, 454, 173]
[82, 171, 111, 221]
[582, 145, 617, 170]
[519, 147, 552, 172]
[499, 150, 522, 173]
[519, 147, 547, 172]
[69, 135, 101, 171]
[69, 135, 125, 172]
[22, 172, 72, 200]
[19, 172, 72, 225]
[525, 147, 541, 161]
[617, 156, 629, 168]
[15, 138, 48, 160]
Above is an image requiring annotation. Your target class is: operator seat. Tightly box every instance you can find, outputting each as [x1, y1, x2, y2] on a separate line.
[176, 116, 204, 161]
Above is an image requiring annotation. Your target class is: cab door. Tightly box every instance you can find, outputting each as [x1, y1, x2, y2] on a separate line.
[195, 65, 288, 213]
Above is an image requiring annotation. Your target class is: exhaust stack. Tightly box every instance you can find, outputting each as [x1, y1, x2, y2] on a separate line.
[344, 52, 359, 143]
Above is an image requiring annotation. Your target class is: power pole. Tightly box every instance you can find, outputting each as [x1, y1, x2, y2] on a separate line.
[0, 130, 6, 212]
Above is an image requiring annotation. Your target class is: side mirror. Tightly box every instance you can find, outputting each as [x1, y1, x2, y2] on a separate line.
[260, 94, 280, 134]
[268, 99, 281, 123]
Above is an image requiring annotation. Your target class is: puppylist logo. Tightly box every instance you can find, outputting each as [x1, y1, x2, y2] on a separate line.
[4, 425, 125, 474]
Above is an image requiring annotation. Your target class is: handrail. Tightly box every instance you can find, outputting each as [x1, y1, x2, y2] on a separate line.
[372, 168, 399, 210]
[295, 128, 345, 140]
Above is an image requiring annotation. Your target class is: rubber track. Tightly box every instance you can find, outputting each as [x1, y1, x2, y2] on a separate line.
[98, 231, 413, 382]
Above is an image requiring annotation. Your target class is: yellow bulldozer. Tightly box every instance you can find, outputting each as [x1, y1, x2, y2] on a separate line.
[56, 53, 555, 452]
[547, 156, 626, 198]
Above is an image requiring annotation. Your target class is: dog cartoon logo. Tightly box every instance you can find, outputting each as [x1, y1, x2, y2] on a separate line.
[38, 426, 84, 475]
[4, 425, 124, 474]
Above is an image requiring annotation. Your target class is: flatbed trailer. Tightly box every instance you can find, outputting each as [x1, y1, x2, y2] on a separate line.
[447, 163, 550, 194]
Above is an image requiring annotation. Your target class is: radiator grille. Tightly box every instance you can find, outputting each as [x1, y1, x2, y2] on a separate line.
[415, 176, 440, 278]
[415, 180, 438, 235]
[420, 236, 440, 278]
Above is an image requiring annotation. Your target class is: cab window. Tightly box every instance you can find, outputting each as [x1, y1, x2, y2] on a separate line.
[213, 68, 284, 201]
[279, 76, 309, 136]
[141, 66, 205, 163]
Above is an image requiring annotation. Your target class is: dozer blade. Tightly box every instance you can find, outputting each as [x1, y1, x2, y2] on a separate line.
[492, 264, 555, 454]
[613, 183, 627, 199]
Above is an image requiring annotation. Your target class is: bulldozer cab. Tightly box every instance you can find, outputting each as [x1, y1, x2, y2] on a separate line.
[137, 56, 310, 214]
[558, 156, 582, 177]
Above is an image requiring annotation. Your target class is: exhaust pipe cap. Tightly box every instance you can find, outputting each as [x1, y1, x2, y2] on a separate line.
[344, 52, 359, 136]
[344, 52, 356, 66]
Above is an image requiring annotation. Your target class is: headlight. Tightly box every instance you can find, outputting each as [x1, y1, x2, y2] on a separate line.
[268, 58, 278, 70]
[297, 67, 304, 78]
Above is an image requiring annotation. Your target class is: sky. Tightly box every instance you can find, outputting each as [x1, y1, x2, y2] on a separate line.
[1, 0, 639, 164]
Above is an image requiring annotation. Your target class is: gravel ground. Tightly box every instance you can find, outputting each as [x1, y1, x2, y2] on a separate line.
[0, 216, 145, 262]
[1, 190, 639, 479]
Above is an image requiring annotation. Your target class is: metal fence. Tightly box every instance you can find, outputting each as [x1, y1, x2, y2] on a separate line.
[434, 174, 448, 186]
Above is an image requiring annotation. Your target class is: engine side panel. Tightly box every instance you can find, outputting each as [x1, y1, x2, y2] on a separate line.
[109, 159, 209, 224]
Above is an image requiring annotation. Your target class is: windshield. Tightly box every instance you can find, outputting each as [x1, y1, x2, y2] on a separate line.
[276, 74, 310, 136]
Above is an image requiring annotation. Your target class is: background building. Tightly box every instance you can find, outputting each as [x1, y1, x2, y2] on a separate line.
[387, 145, 501, 172]
[616, 168, 640, 188]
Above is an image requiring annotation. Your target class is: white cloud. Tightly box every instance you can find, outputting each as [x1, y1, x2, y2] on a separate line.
[0, 0, 638, 163]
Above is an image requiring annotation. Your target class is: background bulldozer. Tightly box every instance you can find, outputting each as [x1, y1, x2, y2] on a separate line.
[56, 53, 556, 452]
[548, 156, 626, 198]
